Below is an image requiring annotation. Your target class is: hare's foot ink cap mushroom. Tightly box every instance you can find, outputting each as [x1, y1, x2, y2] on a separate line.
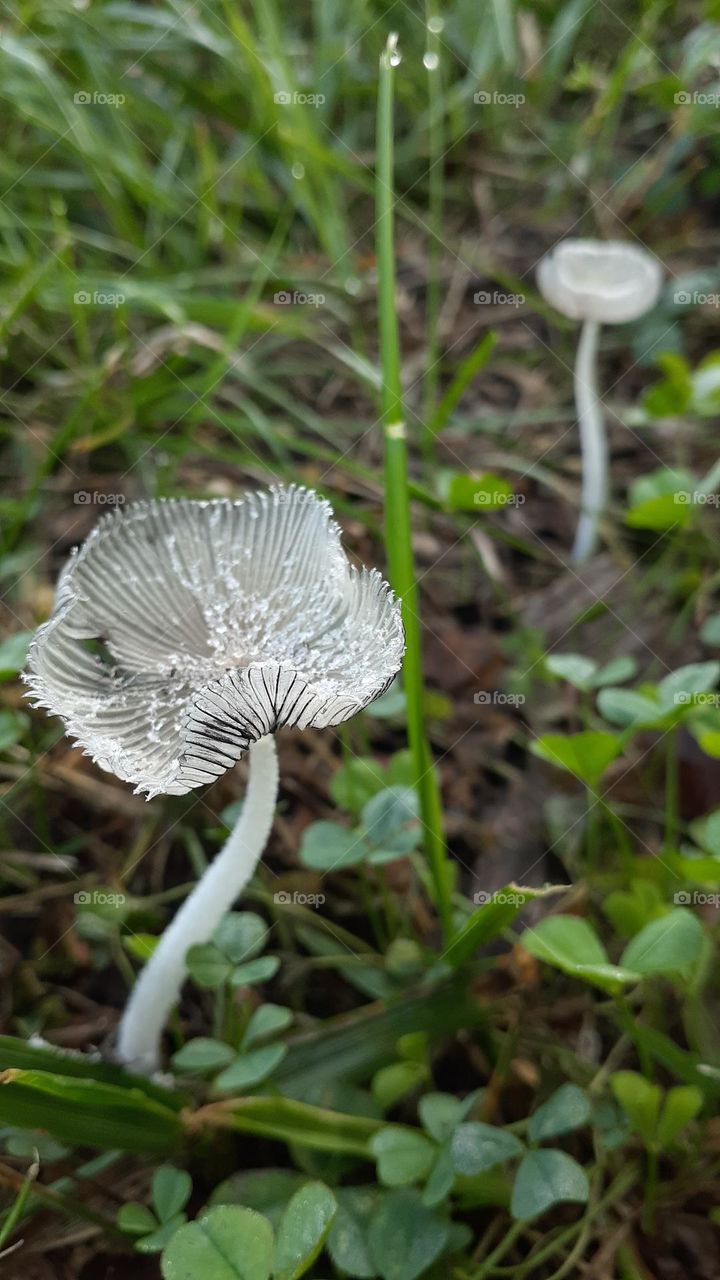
[25, 485, 404, 1072]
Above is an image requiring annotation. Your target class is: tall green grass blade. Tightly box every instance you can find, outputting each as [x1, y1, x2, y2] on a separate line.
[197, 1095, 381, 1157]
[376, 33, 454, 942]
[0, 1036, 188, 1110]
[275, 977, 490, 1098]
[0, 1157, 36, 1253]
[422, 5, 445, 440]
[0, 1070, 183, 1155]
[491, 0, 518, 67]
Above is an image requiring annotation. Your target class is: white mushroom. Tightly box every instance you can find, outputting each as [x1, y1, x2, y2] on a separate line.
[25, 486, 404, 1073]
[537, 239, 663, 562]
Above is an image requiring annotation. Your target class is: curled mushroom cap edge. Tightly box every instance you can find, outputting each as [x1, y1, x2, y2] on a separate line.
[24, 485, 405, 798]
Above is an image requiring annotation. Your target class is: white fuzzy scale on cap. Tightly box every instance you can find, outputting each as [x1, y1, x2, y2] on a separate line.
[25, 486, 404, 797]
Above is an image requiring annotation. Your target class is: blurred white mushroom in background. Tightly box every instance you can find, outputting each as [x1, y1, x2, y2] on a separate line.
[537, 239, 664, 562]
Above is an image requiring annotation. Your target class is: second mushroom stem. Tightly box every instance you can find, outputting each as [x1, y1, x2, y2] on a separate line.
[116, 734, 279, 1074]
[572, 318, 606, 564]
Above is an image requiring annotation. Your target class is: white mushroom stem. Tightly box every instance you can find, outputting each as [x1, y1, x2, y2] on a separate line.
[116, 734, 279, 1074]
[572, 319, 606, 563]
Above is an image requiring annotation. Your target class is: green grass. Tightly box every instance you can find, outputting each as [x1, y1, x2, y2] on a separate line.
[1, 0, 703, 554]
[376, 31, 454, 939]
[2, 2, 720, 1276]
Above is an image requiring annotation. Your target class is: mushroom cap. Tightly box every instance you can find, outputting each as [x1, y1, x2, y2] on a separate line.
[25, 487, 405, 797]
[536, 239, 664, 324]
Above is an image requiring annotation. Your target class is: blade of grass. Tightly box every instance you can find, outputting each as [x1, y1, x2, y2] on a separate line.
[0, 1157, 36, 1254]
[376, 32, 454, 942]
[421, 5, 445, 443]
[0, 1069, 184, 1155]
[491, 0, 518, 67]
[0, 1158, 124, 1243]
[193, 1095, 381, 1158]
[275, 976, 492, 1097]
[444, 883, 567, 968]
[427, 331, 497, 439]
[0, 1036, 188, 1109]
